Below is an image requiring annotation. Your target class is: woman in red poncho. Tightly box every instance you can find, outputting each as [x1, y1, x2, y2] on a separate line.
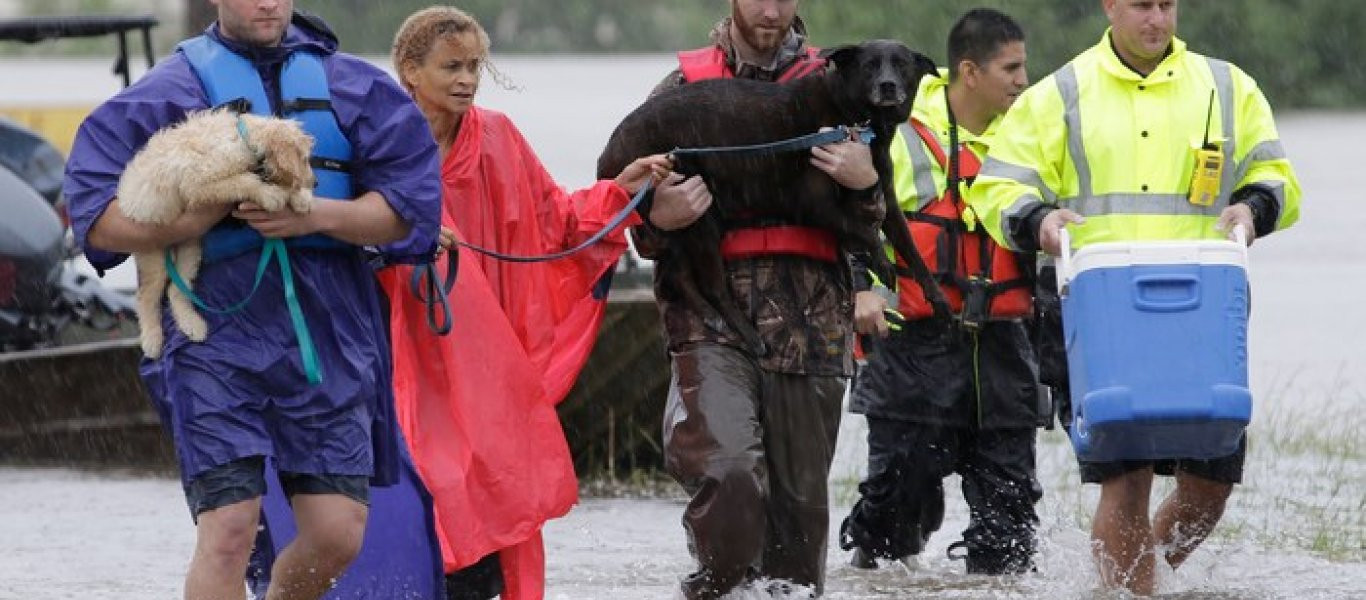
[381, 6, 702, 600]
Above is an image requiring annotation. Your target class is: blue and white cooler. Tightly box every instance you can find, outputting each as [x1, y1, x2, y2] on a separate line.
[1057, 227, 1251, 462]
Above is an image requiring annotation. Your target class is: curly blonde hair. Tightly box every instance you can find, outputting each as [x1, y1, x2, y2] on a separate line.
[391, 6, 492, 92]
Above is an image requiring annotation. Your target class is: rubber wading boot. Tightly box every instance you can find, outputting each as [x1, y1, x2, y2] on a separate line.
[849, 546, 878, 569]
[947, 540, 1034, 575]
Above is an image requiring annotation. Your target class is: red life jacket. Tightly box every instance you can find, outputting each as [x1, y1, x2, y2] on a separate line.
[896, 118, 1032, 321]
[677, 45, 826, 83]
[677, 45, 836, 263]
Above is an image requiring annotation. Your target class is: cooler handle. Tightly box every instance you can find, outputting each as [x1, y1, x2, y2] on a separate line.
[1232, 223, 1250, 269]
[1132, 274, 1201, 312]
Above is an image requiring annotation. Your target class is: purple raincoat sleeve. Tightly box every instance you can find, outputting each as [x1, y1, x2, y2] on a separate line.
[327, 55, 441, 264]
[62, 57, 208, 274]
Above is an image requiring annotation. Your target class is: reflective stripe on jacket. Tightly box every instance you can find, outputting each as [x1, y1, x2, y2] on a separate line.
[967, 30, 1301, 251]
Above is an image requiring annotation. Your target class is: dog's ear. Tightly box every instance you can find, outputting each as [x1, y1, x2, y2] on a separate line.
[897, 51, 938, 116]
[257, 120, 315, 190]
[912, 51, 938, 80]
[820, 44, 861, 70]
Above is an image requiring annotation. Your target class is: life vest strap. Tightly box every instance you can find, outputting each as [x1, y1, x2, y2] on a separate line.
[906, 211, 967, 231]
[310, 156, 353, 173]
[217, 97, 253, 114]
[282, 97, 331, 113]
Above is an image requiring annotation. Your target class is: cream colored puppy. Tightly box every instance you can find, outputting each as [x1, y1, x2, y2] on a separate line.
[117, 109, 316, 357]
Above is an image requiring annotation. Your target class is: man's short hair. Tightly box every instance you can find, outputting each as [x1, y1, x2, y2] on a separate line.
[947, 8, 1025, 80]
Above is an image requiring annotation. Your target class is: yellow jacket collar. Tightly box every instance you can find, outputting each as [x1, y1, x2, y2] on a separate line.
[1096, 28, 1188, 84]
[910, 68, 998, 145]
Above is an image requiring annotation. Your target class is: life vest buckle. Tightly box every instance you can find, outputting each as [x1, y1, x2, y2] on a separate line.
[958, 275, 991, 331]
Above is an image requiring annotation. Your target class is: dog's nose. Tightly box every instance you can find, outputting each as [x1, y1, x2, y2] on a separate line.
[879, 81, 899, 98]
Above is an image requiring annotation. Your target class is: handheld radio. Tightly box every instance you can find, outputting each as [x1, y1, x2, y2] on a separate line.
[1188, 90, 1223, 206]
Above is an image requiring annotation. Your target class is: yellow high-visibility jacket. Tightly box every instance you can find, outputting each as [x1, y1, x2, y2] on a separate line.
[967, 31, 1301, 251]
[890, 68, 998, 215]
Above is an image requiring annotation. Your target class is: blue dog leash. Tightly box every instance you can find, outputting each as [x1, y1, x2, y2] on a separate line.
[453, 125, 875, 264]
[405, 182, 650, 337]
[409, 125, 877, 336]
[453, 179, 654, 263]
[165, 238, 323, 385]
[409, 250, 459, 336]
[668, 124, 874, 158]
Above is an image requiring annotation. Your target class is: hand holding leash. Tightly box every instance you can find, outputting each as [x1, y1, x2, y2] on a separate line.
[614, 153, 674, 196]
[811, 126, 878, 189]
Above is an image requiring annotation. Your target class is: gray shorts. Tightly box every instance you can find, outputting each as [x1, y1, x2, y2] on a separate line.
[184, 455, 370, 520]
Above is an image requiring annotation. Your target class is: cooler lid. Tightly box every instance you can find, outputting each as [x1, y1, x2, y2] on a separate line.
[1070, 239, 1248, 276]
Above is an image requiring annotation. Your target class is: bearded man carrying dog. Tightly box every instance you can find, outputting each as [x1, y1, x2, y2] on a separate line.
[63, 1, 440, 598]
[630, 0, 884, 597]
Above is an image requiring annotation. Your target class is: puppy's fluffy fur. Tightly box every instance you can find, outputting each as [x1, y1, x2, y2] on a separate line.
[117, 109, 315, 357]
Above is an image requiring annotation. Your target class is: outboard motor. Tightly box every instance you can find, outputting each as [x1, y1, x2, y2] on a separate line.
[0, 116, 65, 209]
[0, 165, 133, 350]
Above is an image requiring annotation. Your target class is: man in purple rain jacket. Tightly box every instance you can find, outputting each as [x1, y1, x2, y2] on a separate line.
[63, 2, 441, 598]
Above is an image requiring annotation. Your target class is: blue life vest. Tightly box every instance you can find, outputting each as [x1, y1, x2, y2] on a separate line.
[178, 35, 355, 263]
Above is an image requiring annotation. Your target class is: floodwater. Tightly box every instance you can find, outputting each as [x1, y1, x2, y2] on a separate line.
[1, 55, 1363, 598]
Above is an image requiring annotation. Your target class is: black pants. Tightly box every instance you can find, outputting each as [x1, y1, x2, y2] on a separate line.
[663, 343, 845, 600]
[840, 418, 1041, 574]
[444, 552, 502, 600]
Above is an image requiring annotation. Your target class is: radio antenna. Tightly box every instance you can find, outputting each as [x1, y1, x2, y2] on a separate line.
[1202, 89, 1215, 148]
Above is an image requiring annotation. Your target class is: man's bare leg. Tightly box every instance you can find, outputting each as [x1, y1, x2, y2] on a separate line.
[1154, 471, 1233, 569]
[185, 498, 263, 600]
[1092, 468, 1156, 596]
[264, 493, 368, 600]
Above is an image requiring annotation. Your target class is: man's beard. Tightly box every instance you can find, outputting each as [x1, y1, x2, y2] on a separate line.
[733, 10, 787, 53]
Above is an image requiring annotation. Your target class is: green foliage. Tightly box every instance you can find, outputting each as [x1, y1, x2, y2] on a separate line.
[3, 1, 1361, 107]
[298, 0, 1363, 108]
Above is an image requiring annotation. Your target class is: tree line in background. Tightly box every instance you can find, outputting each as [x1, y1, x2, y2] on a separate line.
[305, 0, 1364, 109]
[3, 0, 1363, 108]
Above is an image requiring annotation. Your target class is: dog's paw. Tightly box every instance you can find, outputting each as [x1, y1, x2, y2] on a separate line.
[177, 313, 209, 342]
[288, 189, 314, 214]
[139, 327, 164, 358]
[255, 184, 291, 212]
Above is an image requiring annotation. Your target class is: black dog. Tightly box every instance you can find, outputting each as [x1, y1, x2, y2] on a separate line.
[598, 40, 947, 354]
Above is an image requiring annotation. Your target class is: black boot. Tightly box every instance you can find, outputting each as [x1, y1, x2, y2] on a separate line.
[849, 546, 878, 569]
[444, 552, 504, 600]
[946, 540, 1033, 575]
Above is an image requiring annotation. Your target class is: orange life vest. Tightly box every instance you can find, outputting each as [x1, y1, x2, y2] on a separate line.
[897, 118, 1032, 321]
[677, 45, 837, 263]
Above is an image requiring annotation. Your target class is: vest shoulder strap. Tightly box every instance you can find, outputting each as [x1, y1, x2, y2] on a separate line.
[279, 50, 354, 189]
[179, 36, 270, 115]
[776, 47, 825, 82]
[908, 117, 982, 178]
[678, 46, 730, 82]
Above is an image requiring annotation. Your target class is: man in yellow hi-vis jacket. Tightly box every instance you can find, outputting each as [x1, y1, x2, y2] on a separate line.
[968, 0, 1300, 594]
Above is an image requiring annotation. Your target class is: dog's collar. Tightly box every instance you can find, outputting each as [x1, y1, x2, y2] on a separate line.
[235, 115, 270, 180]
